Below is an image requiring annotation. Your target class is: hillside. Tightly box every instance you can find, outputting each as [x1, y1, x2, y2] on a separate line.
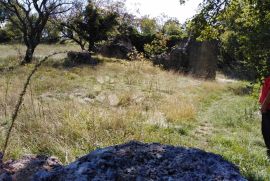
[0, 45, 269, 180]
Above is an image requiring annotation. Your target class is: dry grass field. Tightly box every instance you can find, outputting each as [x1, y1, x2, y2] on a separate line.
[0, 44, 269, 180]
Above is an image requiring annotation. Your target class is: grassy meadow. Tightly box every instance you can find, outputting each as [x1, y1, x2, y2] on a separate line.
[0, 44, 269, 180]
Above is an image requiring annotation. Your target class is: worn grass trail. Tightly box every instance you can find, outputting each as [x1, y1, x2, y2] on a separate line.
[193, 116, 214, 149]
[198, 92, 270, 180]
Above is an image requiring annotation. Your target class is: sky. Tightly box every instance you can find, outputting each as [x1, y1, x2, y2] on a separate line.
[125, 0, 203, 23]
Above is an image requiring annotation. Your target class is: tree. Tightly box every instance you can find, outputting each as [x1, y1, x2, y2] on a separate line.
[0, 29, 10, 43]
[6, 19, 24, 40]
[0, 0, 72, 64]
[42, 19, 61, 43]
[218, 0, 270, 80]
[144, 32, 168, 57]
[81, 0, 119, 52]
[59, 0, 87, 50]
[185, 0, 270, 80]
[139, 16, 159, 36]
[0, 4, 6, 23]
[162, 19, 183, 37]
[61, 0, 119, 52]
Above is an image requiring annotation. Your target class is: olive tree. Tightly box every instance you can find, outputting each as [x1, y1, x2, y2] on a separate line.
[0, 0, 72, 64]
[60, 0, 119, 52]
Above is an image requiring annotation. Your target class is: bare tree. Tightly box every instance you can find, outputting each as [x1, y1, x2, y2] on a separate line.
[0, 0, 72, 64]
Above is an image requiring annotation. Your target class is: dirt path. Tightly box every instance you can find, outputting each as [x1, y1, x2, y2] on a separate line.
[191, 93, 231, 148]
[193, 120, 214, 148]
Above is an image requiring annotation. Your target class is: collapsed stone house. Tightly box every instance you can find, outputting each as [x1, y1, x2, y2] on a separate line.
[97, 36, 133, 60]
[153, 39, 219, 80]
[97, 36, 219, 80]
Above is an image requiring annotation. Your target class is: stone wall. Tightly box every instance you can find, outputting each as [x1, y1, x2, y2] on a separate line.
[97, 36, 133, 60]
[153, 39, 219, 80]
[188, 40, 218, 79]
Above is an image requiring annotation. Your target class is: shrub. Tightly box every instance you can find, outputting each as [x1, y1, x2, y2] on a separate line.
[144, 33, 168, 57]
[0, 29, 11, 43]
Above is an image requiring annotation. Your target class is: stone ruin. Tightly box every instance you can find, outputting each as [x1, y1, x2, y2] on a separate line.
[0, 141, 246, 181]
[94, 36, 218, 79]
[153, 39, 218, 80]
[97, 36, 133, 60]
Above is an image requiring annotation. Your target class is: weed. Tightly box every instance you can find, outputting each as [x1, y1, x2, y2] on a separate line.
[0, 45, 268, 179]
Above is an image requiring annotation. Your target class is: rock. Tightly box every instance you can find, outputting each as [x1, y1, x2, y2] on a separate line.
[188, 41, 218, 80]
[0, 155, 61, 181]
[147, 111, 168, 128]
[34, 141, 247, 181]
[108, 94, 120, 106]
[97, 36, 133, 59]
[96, 93, 106, 103]
[153, 39, 218, 80]
[83, 97, 95, 104]
[96, 76, 105, 84]
[0, 173, 12, 181]
[131, 93, 145, 103]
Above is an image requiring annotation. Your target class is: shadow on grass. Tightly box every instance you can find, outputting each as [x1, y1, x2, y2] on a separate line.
[228, 85, 253, 96]
[0, 65, 18, 73]
[245, 172, 268, 181]
[34, 55, 105, 71]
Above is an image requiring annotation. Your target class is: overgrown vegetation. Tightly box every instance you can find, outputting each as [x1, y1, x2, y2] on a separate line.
[1, 0, 270, 180]
[0, 0, 269, 81]
[0, 45, 268, 180]
[187, 0, 270, 81]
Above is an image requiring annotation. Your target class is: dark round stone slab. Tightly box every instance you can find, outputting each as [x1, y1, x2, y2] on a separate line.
[34, 141, 247, 181]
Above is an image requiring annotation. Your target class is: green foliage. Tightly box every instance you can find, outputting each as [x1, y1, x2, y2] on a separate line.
[42, 20, 61, 43]
[218, 0, 270, 80]
[1, 21, 23, 42]
[162, 19, 183, 37]
[127, 47, 145, 61]
[62, 0, 119, 52]
[139, 16, 159, 36]
[129, 29, 155, 53]
[191, 0, 270, 81]
[186, 14, 219, 41]
[144, 33, 168, 57]
[0, 29, 10, 43]
[0, 4, 6, 23]
[83, 1, 119, 51]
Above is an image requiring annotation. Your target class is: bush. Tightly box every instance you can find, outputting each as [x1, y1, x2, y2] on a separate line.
[166, 35, 183, 49]
[144, 33, 168, 57]
[0, 29, 11, 43]
[129, 32, 155, 53]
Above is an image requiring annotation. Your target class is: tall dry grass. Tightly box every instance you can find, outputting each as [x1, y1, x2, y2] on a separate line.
[0, 45, 268, 179]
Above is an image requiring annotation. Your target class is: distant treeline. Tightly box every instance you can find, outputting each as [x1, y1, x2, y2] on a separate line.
[0, 0, 270, 81]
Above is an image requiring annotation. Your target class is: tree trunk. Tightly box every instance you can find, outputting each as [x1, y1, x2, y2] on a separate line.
[21, 46, 35, 65]
[80, 44, 85, 51]
[88, 40, 95, 53]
